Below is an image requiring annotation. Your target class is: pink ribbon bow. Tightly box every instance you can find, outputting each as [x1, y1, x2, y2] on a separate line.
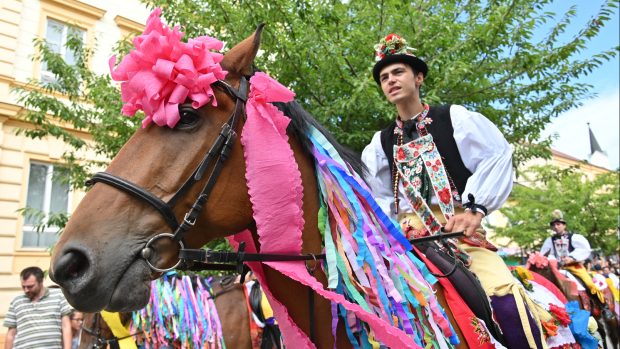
[109, 8, 227, 128]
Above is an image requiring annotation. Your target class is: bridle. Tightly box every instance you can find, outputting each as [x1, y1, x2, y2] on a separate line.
[85, 76, 325, 274]
[80, 312, 106, 349]
[81, 312, 141, 349]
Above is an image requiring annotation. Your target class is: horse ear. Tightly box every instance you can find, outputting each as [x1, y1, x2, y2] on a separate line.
[222, 24, 265, 76]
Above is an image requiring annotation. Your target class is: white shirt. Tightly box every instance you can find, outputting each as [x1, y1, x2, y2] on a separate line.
[608, 272, 619, 289]
[361, 104, 514, 219]
[539, 233, 592, 262]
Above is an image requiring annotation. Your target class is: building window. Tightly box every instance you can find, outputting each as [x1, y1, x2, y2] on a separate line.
[22, 163, 71, 248]
[41, 18, 85, 82]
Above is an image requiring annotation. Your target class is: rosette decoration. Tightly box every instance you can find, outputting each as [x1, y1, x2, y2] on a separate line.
[109, 8, 227, 128]
[374, 33, 416, 61]
[527, 252, 550, 269]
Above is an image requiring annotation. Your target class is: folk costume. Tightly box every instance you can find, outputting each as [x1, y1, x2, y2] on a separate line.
[540, 211, 606, 306]
[362, 34, 551, 349]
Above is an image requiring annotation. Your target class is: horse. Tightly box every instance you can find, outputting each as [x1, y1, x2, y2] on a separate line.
[209, 275, 253, 348]
[527, 254, 619, 349]
[50, 12, 502, 348]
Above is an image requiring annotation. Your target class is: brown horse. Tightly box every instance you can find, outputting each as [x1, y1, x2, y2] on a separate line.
[210, 275, 253, 349]
[49, 21, 479, 348]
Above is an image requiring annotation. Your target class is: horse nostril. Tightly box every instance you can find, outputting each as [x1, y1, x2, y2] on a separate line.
[52, 249, 90, 284]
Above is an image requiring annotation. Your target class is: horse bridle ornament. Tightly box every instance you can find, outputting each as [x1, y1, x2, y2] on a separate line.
[86, 77, 324, 274]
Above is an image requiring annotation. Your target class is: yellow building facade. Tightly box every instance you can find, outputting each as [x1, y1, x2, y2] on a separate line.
[0, 0, 148, 346]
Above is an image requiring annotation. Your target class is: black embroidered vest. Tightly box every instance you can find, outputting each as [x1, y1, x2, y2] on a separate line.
[379, 104, 472, 196]
[551, 233, 575, 253]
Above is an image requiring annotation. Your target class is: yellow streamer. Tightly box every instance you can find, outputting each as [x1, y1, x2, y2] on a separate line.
[563, 265, 605, 303]
[100, 310, 138, 349]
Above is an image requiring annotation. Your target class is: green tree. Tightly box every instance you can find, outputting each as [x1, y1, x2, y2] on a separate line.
[145, 0, 618, 163]
[13, 1, 618, 251]
[493, 165, 619, 255]
[18, 0, 620, 174]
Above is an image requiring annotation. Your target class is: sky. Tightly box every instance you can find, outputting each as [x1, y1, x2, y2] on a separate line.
[538, 1, 620, 170]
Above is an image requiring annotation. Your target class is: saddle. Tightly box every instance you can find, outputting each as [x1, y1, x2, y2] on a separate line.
[413, 240, 506, 345]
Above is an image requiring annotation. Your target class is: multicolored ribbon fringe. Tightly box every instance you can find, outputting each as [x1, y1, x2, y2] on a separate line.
[231, 71, 459, 348]
[309, 126, 458, 348]
[131, 273, 225, 349]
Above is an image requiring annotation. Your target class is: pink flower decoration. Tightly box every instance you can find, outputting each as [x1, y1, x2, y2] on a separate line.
[109, 8, 228, 128]
[527, 252, 549, 269]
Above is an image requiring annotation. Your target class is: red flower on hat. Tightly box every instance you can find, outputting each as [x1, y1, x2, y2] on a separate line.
[385, 33, 398, 41]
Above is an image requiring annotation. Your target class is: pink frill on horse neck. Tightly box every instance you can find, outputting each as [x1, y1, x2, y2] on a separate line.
[240, 72, 303, 254]
[233, 71, 311, 347]
[109, 8, 227, 128]
[231, 72, 422, 349]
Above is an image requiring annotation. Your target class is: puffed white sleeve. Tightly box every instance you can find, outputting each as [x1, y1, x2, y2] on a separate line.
[361, 131, 395, 218]
[540, 237, 553, 257]
[568, 234, 592, 262]
[451, 105, 513, 213]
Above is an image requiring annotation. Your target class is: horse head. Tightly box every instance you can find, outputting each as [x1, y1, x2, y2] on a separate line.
[50, 24, 265, 312]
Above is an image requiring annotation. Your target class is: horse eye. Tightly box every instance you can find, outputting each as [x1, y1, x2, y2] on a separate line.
[177, 109, 200, 129]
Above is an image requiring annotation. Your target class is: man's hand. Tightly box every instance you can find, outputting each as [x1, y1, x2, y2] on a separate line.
[444, 210, 484, 237]
[561, 256, 576, 265]
[5, 327, 16, 349]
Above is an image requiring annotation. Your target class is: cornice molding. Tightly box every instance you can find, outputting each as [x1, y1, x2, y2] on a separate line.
[41, 0, 106, 20]
[114, 15, 144, 34]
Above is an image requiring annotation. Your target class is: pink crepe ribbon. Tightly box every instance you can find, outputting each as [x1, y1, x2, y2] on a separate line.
[231, 72, 423, 348]
[109, 8, 227, 128]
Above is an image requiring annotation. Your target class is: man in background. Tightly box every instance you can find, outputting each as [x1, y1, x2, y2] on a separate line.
[3, 266, 73, 349]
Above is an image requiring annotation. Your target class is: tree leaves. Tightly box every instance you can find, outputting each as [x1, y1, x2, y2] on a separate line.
[493, 165, 619, 255]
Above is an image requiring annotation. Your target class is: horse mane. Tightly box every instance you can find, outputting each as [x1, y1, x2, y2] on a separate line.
[273, 100, 367, 179]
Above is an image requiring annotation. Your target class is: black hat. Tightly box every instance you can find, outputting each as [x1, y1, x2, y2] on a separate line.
[549, 209, 567, 226]
[372, 34, 428, 84]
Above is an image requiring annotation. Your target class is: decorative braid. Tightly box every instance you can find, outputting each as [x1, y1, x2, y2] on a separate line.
[392, 131, 403, 215]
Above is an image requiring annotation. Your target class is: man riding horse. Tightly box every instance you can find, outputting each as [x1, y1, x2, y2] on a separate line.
[540, 210, 612, 318]
[362, 33, 553, 349]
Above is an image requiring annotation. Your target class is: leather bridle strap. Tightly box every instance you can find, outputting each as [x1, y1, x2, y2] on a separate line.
[86, 172, 179, 229]
[85, 78, 248, 239]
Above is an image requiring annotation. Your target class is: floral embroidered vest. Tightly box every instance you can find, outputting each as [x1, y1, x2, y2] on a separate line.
[379, 105, 472, 197]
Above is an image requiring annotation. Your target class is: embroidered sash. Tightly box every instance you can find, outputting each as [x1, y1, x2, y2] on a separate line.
[394, 133, 454, 235]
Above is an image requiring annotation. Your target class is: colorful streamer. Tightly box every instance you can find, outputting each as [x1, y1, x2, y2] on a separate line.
[131, 273, 226, 349]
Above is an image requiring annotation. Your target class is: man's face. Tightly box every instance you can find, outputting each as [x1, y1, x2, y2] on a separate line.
[21, 275, 43, 300]
[379, 63, 424, 105]
[552, 221, 567, 234]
